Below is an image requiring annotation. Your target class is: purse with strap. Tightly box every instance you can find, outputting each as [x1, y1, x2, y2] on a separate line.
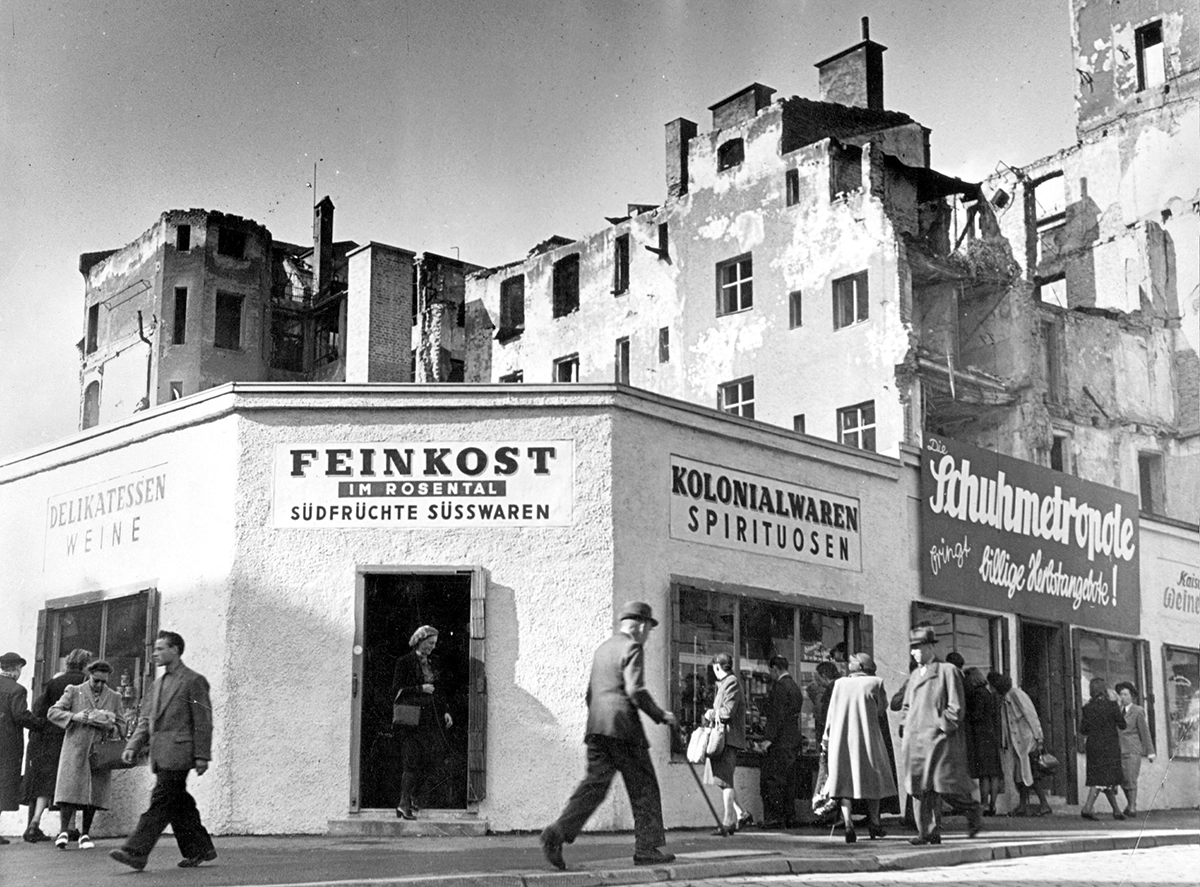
[686, 725, 711, 764]
[90, 736, 137, 771]
[706, 721, 727, 756]
[393, 689, 422, 726]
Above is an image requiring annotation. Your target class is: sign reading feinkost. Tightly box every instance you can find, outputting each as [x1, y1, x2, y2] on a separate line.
[272, 441, 574, 528]
[920, 436, 1140, 634]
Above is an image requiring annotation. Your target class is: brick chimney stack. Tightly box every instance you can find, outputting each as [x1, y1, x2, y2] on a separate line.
[665, 117, 697, 199]
[313, 196, 335, 297]
[815, 17, 887, 111]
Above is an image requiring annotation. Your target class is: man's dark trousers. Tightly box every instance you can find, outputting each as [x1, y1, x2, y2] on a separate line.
[123, 769, 214, 858]
[553, 735, 665, 852]
[762, 742, 799, 825]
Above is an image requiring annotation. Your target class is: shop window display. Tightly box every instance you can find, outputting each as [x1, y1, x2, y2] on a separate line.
[1162, 645, 1199, 759]
[912, 604, 997, 672]
[1075, 629, 1152, 743]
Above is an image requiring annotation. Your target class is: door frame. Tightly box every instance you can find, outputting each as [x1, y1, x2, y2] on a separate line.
[1016, 616, 1077, 803]
[350, 564, 485, 813]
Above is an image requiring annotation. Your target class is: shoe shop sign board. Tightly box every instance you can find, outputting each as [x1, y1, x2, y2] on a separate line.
[920, 436, 1140, 634]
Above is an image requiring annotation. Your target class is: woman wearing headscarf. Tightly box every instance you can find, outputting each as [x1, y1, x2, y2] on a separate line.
[20, 648, 91, 843]
[47, 660, 125, 850]
[963, 667, 1004, 816]
[391, 625, 453, 820]
[1079, 677, 1126, 820]
[821, 653, 896, 842]
[987, 671, 1051, 816]
[704, 652, 750, 835]
[1114, 681, 1154, 817]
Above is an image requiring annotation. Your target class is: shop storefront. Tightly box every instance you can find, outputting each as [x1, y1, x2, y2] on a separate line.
[0, 383, 919, 838]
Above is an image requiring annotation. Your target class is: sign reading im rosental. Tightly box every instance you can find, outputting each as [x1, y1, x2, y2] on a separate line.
[920, 436, 1140, 634]
[272, 442, 574, 528]
[669, 455, 862, 571]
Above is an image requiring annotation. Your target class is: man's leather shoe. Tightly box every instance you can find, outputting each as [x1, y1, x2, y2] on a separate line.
[178, 848, 218, 868]
[539, 825, 566, 870]
[110, 848, 147, 871]
[633, 849, 675, 866]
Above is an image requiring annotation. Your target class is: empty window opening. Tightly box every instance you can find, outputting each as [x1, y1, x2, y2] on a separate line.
[1050, 432, 1070, 472]
[86, 303, 100, 355]
[657, 222, 669, 258]
[448, 359, 465, 382]
[716, 253, 753, 315]
[270, 312, 304, 371]
[176, 224, 191, 252]
[217, 227, 247, 259]
[82, 380, 100, 429]
[785, 168, 800, 206]
[615, 337, 630, 384]
[719, 377, 755, 419]
[792, 414, 806, 434]
[553, 354, 579, 382]
[172, 287, 188, 344]
[498, 275, 525, 340]
[1041, 320, 1064, 403]
[214, 292, 243, 350]
[1138, 452, 1164, 514]
[717, 138, 745, 171]
[499, 370, 524, 384]
[456, 298, 466, 328]
[832, 271, 868, 329]
[831, 143, 863, 198]
[613, 233, 630, 295]
[658, 327, 670, 363]
[838, 401, 876, 451]
[552, 254, 580, 318]
[1036, 274, 1067, 308]
[314, 303, 340, 366]
[789, 290, 803, 328]
[1033, 172, 1066, 265]
[1136, 22, 1165, 91]
[169, 382, 184, 400]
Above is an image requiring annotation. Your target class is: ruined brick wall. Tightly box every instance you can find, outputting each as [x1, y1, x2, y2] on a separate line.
[345, 244, 413, 383]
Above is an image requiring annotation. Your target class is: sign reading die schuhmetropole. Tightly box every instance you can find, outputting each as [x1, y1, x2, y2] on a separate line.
[273, 441, 574, 528]
[921, 436, 1140, 634]
[670, 455, 862, 570]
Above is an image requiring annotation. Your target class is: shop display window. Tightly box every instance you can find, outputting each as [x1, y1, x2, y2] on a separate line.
[1162, 645, 1199, 759]
[1074, 629, 1153, 744]
[670, 582, 857, 762]
[912, 604, 1001, 672]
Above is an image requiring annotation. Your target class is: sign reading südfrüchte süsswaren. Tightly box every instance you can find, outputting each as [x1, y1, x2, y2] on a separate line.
[669, 455, 862, 570]
[272, 442, 573, 528]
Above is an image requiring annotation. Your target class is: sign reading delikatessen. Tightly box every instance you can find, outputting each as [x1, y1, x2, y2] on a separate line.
[44, 464, 169, 568]
[272, 442, 574, 528]
[920, 436, 1140, 634]
[669, 455, 862, 570]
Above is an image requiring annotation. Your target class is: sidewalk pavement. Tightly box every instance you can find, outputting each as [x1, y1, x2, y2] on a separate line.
[3, 809, 1198, 887]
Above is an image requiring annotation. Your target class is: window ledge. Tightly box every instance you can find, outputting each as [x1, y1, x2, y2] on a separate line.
[716, 306, 754, 318]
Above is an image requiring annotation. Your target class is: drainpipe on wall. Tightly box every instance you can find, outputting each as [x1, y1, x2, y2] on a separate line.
[135, 310, 154, 411]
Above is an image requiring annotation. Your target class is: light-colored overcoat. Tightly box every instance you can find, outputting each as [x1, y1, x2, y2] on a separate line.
[822, 672, 897, 800]
[1000, 685, 1044, 786]
[900, 659, 973, 795]
[47, 681, 126, 808]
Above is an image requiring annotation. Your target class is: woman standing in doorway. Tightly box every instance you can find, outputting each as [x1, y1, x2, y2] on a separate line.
[705, 653, 750, 835]
[1114, 681, 1155, 817]
[1079, 678, 1126, 820]
[391, 626, 453, 820]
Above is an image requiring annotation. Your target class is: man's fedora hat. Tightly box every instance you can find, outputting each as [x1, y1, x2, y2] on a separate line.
[0, 651, 28, 668]
[619, 601, 659, 627]
[909, 627, 937, 648]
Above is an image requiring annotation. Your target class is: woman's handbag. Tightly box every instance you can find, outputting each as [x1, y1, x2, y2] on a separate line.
[705, 721, 727, 757]
[89, 737, 136, 771]
[392, 701, 422, 726]
[1033, 749, 1060, 775]
[810, 750, 838, 818]
[686, 726, 711, 764]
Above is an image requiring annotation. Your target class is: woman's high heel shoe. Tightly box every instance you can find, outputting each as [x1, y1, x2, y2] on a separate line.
[395, 805, 415, 820]
[844, 827, 857, 844]
[867, 822, 887, 839]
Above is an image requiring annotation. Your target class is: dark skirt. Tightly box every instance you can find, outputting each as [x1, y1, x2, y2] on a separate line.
[21, 731, 65, 803]
[704, 744, 738, 789]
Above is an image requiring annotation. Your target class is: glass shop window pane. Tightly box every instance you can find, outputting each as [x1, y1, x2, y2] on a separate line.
[672, 587, 736, 754]
[739, 598, 795, 753]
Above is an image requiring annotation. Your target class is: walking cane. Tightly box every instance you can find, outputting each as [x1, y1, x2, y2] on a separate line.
[677, 726, 729, 835]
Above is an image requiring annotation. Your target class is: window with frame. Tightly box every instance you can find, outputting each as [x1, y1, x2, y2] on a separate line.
[553, 354, 579, 383]
[172, 287, 188, 345]
[499, 369, 523, 383]
[717, 138, 744, 171]
[789, 290, 803, 328]
[716, 253, 753, 316]
[614, 337, 630, 384]
[498, 275, 525, 341]
[1138, 452, 1164, 514]
[552, 254, 580, 318]
[1136, 21, 1165, 91]
[1162, 644, 1199, 759]
[658, 327, 670, 363]
[832, 271, 868, 329]
[785, 168, 800, 206]
[912, 604, 1004, 673]
[1050, 431, 1071, 473]
[612, 234, 630, 295]
[718, 376, 754, 419]
[1075, 629, 1153, 745]
[670, 582, 860, 760]
[176, 224, 191, 252]
[837, 400, 875, 451]
[217, 226, 247, 259]
[214, 292, 243, 350]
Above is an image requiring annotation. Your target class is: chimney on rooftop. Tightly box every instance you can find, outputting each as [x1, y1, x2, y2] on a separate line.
[815, 17, 886, 111]
[313, 196, 334, 297]
[665, 117, 698, 198]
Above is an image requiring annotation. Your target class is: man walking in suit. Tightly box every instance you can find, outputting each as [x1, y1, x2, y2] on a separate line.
[759, 655, 803, 828]
[110, 631, 216, 871]
[540, 601, 677, 869]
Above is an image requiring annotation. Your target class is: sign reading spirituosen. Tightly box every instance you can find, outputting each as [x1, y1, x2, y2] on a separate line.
[920, 436, 1140, 634]
[272, 441, 574, 528]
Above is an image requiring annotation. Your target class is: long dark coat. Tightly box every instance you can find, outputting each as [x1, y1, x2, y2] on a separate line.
[822, 672, 897, 800]
[0, 674, 36, 810]
[48, 681, 126, 808]
[900, 659, 974, 795]
[21, 669, 86, 802]
[391, 651, 446, 730]
[964, 679, 1004, 779]
[1080, 696, 1125, 787]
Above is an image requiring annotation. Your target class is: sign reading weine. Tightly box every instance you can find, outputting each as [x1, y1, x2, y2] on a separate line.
[272, 441, 573, 528]
[920, 436, 1140, 633]
[44, 465, 169, 566]
[669, 455, 862, 570]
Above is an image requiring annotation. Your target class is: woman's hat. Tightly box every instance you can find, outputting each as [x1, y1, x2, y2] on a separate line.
[86, 659, 112, 674]
[909, 627, 937, 648]
[0, 652, 27, 668]
[618, 601, 658, 627]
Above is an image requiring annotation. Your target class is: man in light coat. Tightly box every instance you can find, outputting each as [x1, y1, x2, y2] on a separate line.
[540, 601, 677, 870]
[900, 627, 982, 844]
[110, 631, 216, 871]
[1115, 681, 1155, 816]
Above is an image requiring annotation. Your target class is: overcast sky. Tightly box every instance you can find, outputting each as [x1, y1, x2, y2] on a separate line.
[0, 0, 1077, 458]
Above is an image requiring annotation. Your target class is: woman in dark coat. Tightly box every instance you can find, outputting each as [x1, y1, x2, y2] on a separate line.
[1079, 677, 1126, 820]
[962, 667, 1004, 815]
[19, 648, 90, 842]
[704, 652, 750, 835]
[391, 625, 453, 819]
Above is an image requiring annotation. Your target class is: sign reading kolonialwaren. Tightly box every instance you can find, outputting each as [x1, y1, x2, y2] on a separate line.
[669, 455, 862, 570]
[272, 442, 574, 528]
[920, 435, 1140, 634]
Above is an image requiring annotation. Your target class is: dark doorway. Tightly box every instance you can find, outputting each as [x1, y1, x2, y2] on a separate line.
[358, 572, 472, 810]
[1018, 619, 1075, 802]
